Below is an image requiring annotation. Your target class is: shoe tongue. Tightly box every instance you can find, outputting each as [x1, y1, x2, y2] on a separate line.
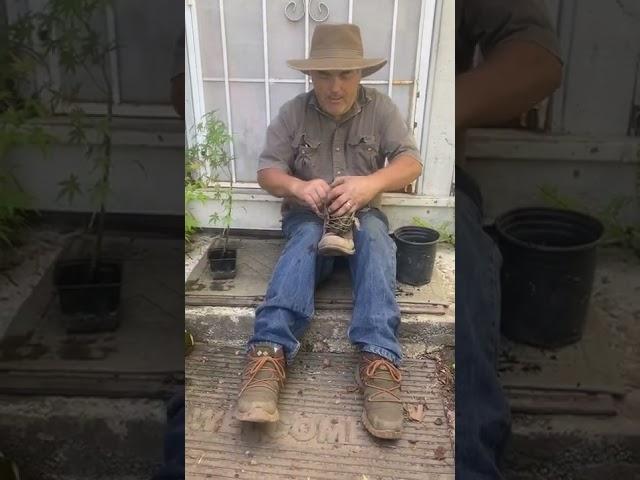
[252, 343, 282, 357]
[363, 353, 392, 365]
[363, 354, 397, 379]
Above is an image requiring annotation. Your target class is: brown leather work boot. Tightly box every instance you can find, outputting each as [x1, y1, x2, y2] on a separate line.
[318, 210, 360, 256]
[236, 343, 286, 422]
[356, 353, 403, 439]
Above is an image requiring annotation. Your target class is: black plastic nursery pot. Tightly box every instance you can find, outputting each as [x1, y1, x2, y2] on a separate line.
[393, 226, 440, 286]
[53, 259, 122, 333]
[495, 207, 604, 348]
[208, 247, 237, 280]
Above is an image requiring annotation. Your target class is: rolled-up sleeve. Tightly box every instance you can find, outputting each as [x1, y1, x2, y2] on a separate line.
[463, 0, 562, 61]
[379, 97, 422, 165]
[257, 104, 295, 174]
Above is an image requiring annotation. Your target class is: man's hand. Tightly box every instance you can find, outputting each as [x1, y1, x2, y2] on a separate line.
[327, 176, 379, 216]
[257, 169, 329, 215]
[326, 156, 422, 216]
[291, 178, 331, 216]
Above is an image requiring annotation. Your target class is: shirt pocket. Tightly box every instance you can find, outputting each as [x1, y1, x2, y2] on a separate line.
[347, 134, 380, 175]
[291, 132, 320, 180]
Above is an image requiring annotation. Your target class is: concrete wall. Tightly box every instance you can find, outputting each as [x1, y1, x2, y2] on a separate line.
[466, 132, 640, 223]
[189, 189, 454, 232]
[7, 122, 184, 216]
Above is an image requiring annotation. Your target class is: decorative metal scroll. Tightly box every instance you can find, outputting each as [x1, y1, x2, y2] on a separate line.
[285, 0, 329, 23]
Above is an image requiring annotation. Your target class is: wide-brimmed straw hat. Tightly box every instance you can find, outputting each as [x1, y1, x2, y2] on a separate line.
[287, 23, 386, 77]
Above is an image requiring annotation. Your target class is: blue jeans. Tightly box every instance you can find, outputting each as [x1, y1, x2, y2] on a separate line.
[456, 190, 511, 479]
[152, 391, 184, 480]
[248, 208, 402, 366]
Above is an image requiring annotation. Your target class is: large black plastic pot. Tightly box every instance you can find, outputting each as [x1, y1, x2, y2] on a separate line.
[53, 259, 122, 333]
[393, 226, 439, 286]
[495, 207, 604, 348]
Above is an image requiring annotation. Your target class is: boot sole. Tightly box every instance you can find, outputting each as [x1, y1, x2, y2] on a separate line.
[318, 236, 355, 256]
[236, 406, 279, 423]
[361, 410, 403, 440]
[354, 365, 403, 440]
[318, 245, 355, 256]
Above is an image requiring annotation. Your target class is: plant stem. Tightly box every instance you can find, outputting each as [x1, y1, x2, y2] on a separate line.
[91, 63, 113, 281]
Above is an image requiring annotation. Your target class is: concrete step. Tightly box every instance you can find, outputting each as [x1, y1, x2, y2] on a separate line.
[504, 396, 640, 480]
[0, 226, 180, 479]
[0, 395, 168, 480]
[185, 305, 454, 358]
[185, 232, 455, 359]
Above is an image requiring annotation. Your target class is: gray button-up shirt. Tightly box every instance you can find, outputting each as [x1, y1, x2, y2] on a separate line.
[258, 86, 422, 214]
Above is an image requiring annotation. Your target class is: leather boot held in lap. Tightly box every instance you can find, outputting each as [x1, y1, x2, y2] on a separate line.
[318, 210, 360, 256]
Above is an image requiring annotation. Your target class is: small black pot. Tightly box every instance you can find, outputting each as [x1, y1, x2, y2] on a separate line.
[393, 226, 440, 286]
[53, 259, 122, 333]
[495, 207, 604, 348]
[208, 247, 237, 280]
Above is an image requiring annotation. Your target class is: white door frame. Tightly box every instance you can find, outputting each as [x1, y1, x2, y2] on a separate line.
[185, 0, 454, 231]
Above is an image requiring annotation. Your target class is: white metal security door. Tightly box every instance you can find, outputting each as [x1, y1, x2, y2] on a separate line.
[185, 0, 438, 191]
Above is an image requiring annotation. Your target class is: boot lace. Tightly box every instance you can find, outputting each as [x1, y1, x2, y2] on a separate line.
[239, 355, 286, 396]
[323, 206, 359, 235]
[361, 358, 402, 403]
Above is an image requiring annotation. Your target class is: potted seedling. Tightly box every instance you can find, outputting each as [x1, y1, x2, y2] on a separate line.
[35, 0, 123, 332]
[186, 111, 237, 279]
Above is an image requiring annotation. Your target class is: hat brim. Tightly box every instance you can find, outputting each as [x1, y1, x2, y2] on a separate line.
[286, 58, 387, 78]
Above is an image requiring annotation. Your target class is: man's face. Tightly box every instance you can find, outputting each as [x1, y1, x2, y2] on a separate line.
[310, 69, 362, 121]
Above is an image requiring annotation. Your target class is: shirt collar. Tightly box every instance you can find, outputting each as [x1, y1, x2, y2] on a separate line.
[309, 86, 372, 124]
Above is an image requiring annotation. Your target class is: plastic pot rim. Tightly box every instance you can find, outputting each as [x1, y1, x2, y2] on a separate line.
[54, 259, 123, 289]
[392, 226, 440, 246]
[207, 246, 238, 258]
[495, 207, 604, 253]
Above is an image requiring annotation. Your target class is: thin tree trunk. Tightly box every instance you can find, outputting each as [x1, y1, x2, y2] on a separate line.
[91, 74, 113, 282]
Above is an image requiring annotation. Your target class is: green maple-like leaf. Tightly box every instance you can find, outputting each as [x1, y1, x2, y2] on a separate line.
[56, 174, 83, 204]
